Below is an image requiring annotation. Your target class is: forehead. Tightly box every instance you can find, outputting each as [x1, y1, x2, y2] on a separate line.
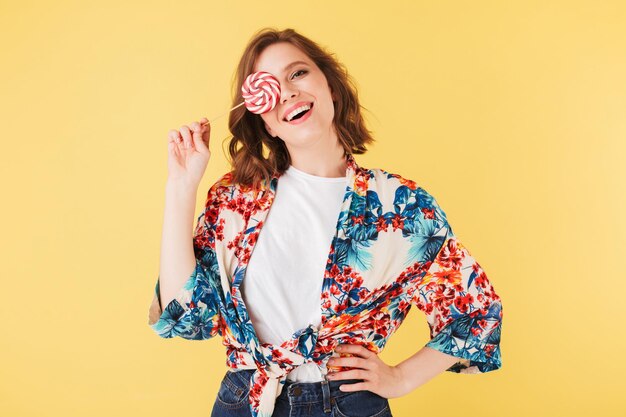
[253, 42, 313, 76]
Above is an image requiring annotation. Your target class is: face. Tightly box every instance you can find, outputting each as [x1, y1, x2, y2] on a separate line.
[252, 42, 337, 150]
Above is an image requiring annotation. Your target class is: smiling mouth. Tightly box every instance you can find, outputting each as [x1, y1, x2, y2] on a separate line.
[284, 103, 314, 122]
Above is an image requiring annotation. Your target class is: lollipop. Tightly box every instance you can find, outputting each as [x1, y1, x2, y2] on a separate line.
[201, 71, 281, 126]
[241, 71, 281, 114]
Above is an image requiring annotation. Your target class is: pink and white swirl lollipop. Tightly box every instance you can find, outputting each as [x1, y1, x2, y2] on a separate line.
[241, 71, 281, 114]
[201, 71, 281, 126]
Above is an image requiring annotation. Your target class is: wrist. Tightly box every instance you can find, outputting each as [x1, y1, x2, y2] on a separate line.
[166, 177, 198, 192]
[392, 364, 414, 397]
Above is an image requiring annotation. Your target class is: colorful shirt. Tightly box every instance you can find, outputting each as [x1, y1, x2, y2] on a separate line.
[240, 162, 348, 383]
[147, 152, 504, 417]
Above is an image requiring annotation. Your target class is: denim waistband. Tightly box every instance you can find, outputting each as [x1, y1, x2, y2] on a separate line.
[230, 368, 364, 406]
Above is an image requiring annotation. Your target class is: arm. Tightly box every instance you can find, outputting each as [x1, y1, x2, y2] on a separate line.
[395, 346, 461, 393]
[410, 187, 503, 374]
[157, 179, 197, 309]
[147, 179, 223, 340]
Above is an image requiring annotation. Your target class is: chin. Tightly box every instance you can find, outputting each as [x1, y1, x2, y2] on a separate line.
[281, 134, 317, 149]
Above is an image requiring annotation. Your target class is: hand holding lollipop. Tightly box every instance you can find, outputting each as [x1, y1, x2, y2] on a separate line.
[167, 71, 281, 188]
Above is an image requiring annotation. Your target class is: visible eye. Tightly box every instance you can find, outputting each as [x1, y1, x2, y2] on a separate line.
[291, 69, 307, 80]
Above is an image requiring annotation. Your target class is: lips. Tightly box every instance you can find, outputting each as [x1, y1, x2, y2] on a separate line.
[283, 101, 313, 121]
[284, 103, 314, 125]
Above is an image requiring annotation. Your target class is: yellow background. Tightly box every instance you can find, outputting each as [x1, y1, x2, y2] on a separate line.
[1, 1, 624, 416]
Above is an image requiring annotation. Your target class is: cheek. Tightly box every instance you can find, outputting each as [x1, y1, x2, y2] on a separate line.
[261, 114, 279, 134]
[260, 113, 271, 126]
[323, 99, 335, 119]
[262, 110, 280, 124]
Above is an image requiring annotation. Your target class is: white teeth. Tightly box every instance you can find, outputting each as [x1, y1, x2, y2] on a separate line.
[286, 104, 311, 121]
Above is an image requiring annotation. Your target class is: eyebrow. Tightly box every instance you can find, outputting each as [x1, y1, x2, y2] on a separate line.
[283, 60, 309, 73]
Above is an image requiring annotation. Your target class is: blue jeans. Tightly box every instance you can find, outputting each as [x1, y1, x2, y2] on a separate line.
[210, 368, 393, 417]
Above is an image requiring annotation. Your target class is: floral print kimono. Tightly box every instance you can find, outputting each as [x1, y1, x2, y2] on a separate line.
[148, 152, 503, 417]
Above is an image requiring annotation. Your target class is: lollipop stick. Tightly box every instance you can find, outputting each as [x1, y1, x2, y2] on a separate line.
[202, 101, 246, 125]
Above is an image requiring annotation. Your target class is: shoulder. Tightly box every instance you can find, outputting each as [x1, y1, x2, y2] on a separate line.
[368, 167, 434, 198]
[202, 170, 267, 205]
[213, 170, 236, 187]
[369, 167, 420, 190]
[198, 171, 236, 205]
[368, 166, 448, 220]
[207, 170, 271, 192]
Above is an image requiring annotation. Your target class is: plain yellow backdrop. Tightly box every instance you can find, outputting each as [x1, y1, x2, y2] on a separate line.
[1, 1, 624, 416]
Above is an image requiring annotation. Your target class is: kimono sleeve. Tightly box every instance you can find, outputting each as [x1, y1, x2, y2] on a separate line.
[147, 183, 224, 340]
[411, 187, 503, 373]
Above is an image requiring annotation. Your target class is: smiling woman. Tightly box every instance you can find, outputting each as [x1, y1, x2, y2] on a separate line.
[149, 26, 503, 417]
[225, 27, 376, 187]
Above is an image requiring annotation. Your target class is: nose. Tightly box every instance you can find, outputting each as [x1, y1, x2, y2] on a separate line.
[280, 85, 299, 104]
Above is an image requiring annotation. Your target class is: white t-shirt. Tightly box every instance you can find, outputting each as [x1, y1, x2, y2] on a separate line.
[240, 163, 347, 382]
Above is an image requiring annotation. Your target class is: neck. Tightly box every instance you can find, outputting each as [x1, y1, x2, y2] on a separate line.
[285, 125, 348, 177]
[287, 145, 347, 178]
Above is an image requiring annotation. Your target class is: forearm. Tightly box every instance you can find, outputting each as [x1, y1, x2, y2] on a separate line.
[158, 179, 198, 310]
[395, 346, 461, 393]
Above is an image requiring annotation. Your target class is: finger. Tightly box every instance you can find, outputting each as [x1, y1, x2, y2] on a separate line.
[168, 142, 179, 162]
[338, 381, 368, 392]
[200, 117, 210, 131]
[339, 344, 375, 359]
[331, 357, 370, 370]
[190, 122, 205, 150]
[331, 368, 367, 380]
[201, 120, 211, 146]
[168, 130, 184, 153]
[168, 129, 181, 143]
[180, 125, 193, 149]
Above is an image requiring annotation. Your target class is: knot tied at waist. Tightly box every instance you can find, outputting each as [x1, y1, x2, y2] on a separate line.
[228, 324, 334, 417]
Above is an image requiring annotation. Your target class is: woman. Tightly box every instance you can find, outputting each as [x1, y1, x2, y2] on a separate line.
[149, 27, 503, 417]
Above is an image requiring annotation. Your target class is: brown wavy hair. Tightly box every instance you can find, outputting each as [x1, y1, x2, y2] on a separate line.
[222, 27, 375, 188]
